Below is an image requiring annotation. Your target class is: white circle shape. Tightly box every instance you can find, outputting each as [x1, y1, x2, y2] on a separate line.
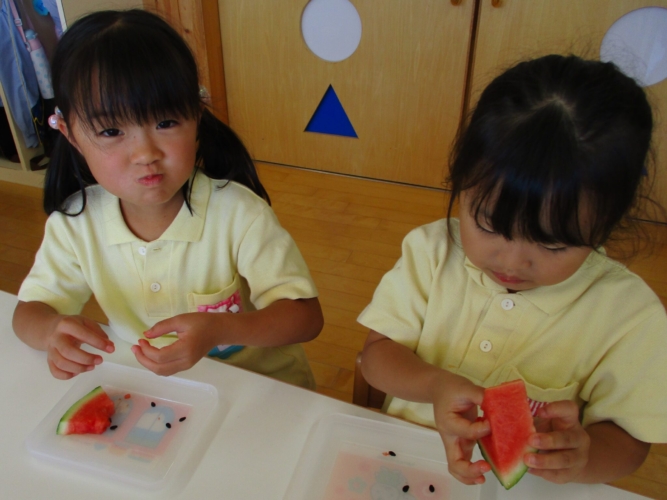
[301, 0, 362, 62]
[600, 7, 667, 87]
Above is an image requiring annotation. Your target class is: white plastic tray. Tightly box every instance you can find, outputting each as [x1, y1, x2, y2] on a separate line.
[26, 362, 225, 491]
[284, 413, 482, 500]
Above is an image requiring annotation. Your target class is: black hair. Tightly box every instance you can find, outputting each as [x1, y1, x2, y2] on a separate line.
[447, 54, 655, 249]
[44, 9, 269, 215]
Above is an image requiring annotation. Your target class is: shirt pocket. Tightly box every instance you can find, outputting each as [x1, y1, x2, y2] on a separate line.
[501, 366, 580, 416]
[187, 273, 244, 313]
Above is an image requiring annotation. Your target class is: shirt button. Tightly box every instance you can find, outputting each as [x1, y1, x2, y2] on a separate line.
[138, 246, 147, 255]
[501, 298, 515, 310]
[480, 340, 493, 352]
[150, 282, 161, 292]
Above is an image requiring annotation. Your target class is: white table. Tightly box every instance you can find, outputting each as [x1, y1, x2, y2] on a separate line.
[0, 291, 648, 499]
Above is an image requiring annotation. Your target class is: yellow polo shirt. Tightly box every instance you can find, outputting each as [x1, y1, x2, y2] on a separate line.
[19, 173, 318, 388]
[357, 219, 667, 443]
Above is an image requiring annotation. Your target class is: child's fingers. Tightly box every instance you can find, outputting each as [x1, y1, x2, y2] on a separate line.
[527, 467, 572, 485]
[445, 415, 490, 441]
[446, 441, 490, 484]
[535, 400, 580, 426]
[131, 344, 183, 376]
[47, 359, 76, 380]
[525, 448, 584, 471]
[59, 320, 114, 353]
[56, 340, 104, 367]
[134, 339, 186, 364]
[143, 317, 181, 339]
[441, 434, 490, 485]
[449, 459, 489, 485]
[529, 428, 587, 451]
[48, 349, 95, 377]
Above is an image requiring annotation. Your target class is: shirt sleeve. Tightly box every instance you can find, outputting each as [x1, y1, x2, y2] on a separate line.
[18, 213, 92, 315]
[356, 224, 440, 351]
[236, 206, 318, 309]
[580, 307, 667, 443]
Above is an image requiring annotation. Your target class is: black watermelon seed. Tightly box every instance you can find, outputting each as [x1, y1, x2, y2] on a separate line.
[429, 484, 435, 492]
[110, 425, 118, 430]
[166, 423, 171, 428]
[179, 417, 186, 422]
[388, 451, 396, 456]
[151, 402, 156, 407]
[402, 485, 409, 492]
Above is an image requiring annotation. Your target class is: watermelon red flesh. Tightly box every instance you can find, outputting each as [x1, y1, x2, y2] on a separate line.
[56, 386, 115, 435]
[477, 379, 536, 490]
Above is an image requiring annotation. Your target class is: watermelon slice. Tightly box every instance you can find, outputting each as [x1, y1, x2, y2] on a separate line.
[477, 379, 536, 490]
[56, 386, 115, 435]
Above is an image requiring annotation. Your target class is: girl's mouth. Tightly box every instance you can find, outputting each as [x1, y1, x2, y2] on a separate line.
[138, 174, 163, 186]
[492, 272, 525, 285]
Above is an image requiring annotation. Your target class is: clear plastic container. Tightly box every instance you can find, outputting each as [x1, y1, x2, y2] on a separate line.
[26, 363, 224, 490]
[284, 413, 482, 500]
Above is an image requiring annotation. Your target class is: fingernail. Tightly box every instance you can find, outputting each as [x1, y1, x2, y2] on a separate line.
[86, 365, 95, 371]
[531, 436, 541, 447]
[106, 345, 114, 353]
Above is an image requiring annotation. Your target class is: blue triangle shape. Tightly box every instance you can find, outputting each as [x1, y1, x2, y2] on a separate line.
[305, 85, 358, 138]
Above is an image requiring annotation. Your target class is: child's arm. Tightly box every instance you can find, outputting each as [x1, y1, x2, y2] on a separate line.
[130, 297, 323, 376]
[361, 330, 491, 485]
[527, 401, 650, 484]
[13, 300, 115, 379]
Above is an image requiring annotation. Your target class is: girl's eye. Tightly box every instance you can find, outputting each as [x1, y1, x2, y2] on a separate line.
[541, 245, 568, 253]
[157, 119, 178, 129]
[99, 128, 122, 137]
[475, 220, 495, 234]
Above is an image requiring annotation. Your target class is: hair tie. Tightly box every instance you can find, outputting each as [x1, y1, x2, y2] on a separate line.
[48, 107, 63, 130]
[199, 85, 210, 103]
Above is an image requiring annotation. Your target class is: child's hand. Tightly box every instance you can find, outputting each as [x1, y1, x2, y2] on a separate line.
[526, 400, 591, 483]
[431, 374, 491, 485]
[131, 313, 222, 376]
[45, 316, 115, 380]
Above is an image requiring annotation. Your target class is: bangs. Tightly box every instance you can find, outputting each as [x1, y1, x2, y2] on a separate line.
[61, 16, 200, 130]
[461, 101, 604, 248]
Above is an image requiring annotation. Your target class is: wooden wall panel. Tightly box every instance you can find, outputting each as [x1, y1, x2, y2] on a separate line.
[470, 0, 667, 220]
[144, 0, 228, 122]
[219, 0, 476, 189]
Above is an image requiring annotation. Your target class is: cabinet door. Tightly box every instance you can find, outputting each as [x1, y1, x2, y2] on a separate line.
[219, 0, 475, 188]
[471, 0, 667, 219]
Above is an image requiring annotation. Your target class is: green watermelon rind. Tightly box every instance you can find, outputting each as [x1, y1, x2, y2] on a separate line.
[56, 386, 107, 435]
[478, 440, 536, 490]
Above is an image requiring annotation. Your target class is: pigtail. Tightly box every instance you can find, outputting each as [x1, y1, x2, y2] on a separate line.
[43, 135, 95, 215]
[196, 108, 270, 205]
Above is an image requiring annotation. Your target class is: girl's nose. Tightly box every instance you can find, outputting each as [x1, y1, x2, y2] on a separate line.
[499, 240, 532, 271]
[130, 132, 162, 165]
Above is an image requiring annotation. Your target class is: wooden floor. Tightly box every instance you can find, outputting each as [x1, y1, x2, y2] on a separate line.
[1, 163, 666, 498]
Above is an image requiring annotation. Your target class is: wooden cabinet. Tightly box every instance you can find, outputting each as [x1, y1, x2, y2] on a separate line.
[0, 85, 45, 188]
[218, 0, 667, 219]
[219, 0, 476, 189]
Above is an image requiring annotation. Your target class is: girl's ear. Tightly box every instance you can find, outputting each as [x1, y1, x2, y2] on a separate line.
[59, 121, 83, 153]
[50, 113, 82, 152]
